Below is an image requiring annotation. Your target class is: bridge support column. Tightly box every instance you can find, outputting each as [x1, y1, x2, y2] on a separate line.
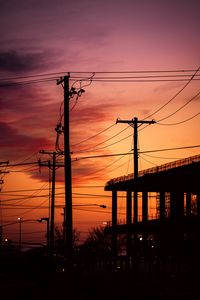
[170, 191, 184, 221]
[170, 191, 184, 257]
[160, 191, 165, 221]
[112, 190, 118, 257]
[186, 192, 191, 216]
[142, 191, 148, 222]
[134, 191, 138, 223]
[126, 191, 132, 257]
[197, 192, 200, 217]
[142, 191, 148, 252]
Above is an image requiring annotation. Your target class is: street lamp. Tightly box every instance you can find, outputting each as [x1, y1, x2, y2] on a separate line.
[17, 217, 22, 252]
[72, 204, 107, 208]
[37, 217, 49, 249]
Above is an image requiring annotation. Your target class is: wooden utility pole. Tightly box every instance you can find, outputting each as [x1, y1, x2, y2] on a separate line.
[0, 161, 9, 191]
[50, 152, 56, 251]
[116, 117, 156, 222]
[39, 151, 57, 253]
[57, 74, 73, 258]
[117, 117, 156, 257]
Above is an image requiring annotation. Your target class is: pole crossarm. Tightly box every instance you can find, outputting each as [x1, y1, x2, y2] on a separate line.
[116, 116, 156, 177]
[38, 151, 63, 168]
[0, 161, 9, 165]
[116, 118, 156, 125]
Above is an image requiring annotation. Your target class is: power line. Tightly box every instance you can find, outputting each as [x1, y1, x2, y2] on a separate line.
[72, 207, 112, 214]
[143, 66, 200, 120]
[86, 78, 200, 83]
[4, 198, 49, 218]
[157, 112, 200, 125]
[139, 153, 158, 166]
[0, 69, 198, 81]
[0, 186, 104, 194]
[157, 90, 200, 122]
[5, 144, 200, 171]
[71, 123, 116, 147]
[72, 151, 133, 161]
[2, 77, 200, 88]
[1, 69, 200, 88]
[0, 77, 57, 87]
[6, 161, 45, 167]
[141, 153, 181, 160]
[140, 144, 200, 154]
[73, 132, 133, 154]
[74, 125, 130, 153]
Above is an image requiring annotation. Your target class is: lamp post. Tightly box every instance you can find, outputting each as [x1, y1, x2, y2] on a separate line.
[73, 204, 107, 208]
[37, 217, 49, 250]
[17, 217, 22, 252]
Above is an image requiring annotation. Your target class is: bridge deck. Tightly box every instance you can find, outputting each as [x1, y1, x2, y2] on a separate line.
[105, 154, 200, 192]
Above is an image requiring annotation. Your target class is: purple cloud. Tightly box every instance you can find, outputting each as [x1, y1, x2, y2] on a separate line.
[0, 122, 51, 161]
[0, 50, 49, 73]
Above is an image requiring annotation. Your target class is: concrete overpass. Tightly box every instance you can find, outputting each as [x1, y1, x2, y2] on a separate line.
[104, 154, 200, 256]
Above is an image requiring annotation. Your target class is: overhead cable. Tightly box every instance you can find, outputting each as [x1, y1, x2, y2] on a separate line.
[143, 66, 200, 120]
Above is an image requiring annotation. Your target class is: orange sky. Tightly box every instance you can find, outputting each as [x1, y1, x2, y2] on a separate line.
[0, 0, 200, 248]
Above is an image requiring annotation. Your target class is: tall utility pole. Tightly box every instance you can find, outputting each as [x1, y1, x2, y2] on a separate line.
[0, 161, 9, 192]
[17, 217, 22, 252]
[50, 152, 56, 252]
[39, 151, 57, 253]
[116, 117, 156, 222]
[57, 74, 73, 258]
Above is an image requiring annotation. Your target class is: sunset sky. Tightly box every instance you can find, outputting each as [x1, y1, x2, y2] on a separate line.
[0, 0, 200, 248]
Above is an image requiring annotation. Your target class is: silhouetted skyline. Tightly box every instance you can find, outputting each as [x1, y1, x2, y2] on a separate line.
[0, 0, 200, 246]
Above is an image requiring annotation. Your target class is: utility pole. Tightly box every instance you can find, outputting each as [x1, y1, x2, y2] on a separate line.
[116, 117, 156, 222]
[39, 151, 58, 254]
[57, 74, 73, 259]
[17, 217, 22, 252]
[0, 161, 9, 192]
[50, 152, 56, 252]
[37, 217, 50, 250]
[0, 226, 2, 248]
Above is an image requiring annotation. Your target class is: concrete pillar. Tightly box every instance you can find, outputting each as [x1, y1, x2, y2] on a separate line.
[186, 192, 191, 216]
[197, 192, 200, 217]
[126, 191, 132, 225]
[169, 192, 185, 259]
[126, 191, 132, 257]
[142, 191, 148, 222]
[170, 191, 184, 221]
[160, 191, 165, 221]
[134, 191, 138, 223]
[112, 190, 118, 256]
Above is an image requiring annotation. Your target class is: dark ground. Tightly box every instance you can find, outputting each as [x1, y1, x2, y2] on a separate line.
[0, 252, 199, 300]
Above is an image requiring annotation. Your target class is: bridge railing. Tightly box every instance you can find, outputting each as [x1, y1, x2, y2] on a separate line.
[106, 154, 200, 186]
